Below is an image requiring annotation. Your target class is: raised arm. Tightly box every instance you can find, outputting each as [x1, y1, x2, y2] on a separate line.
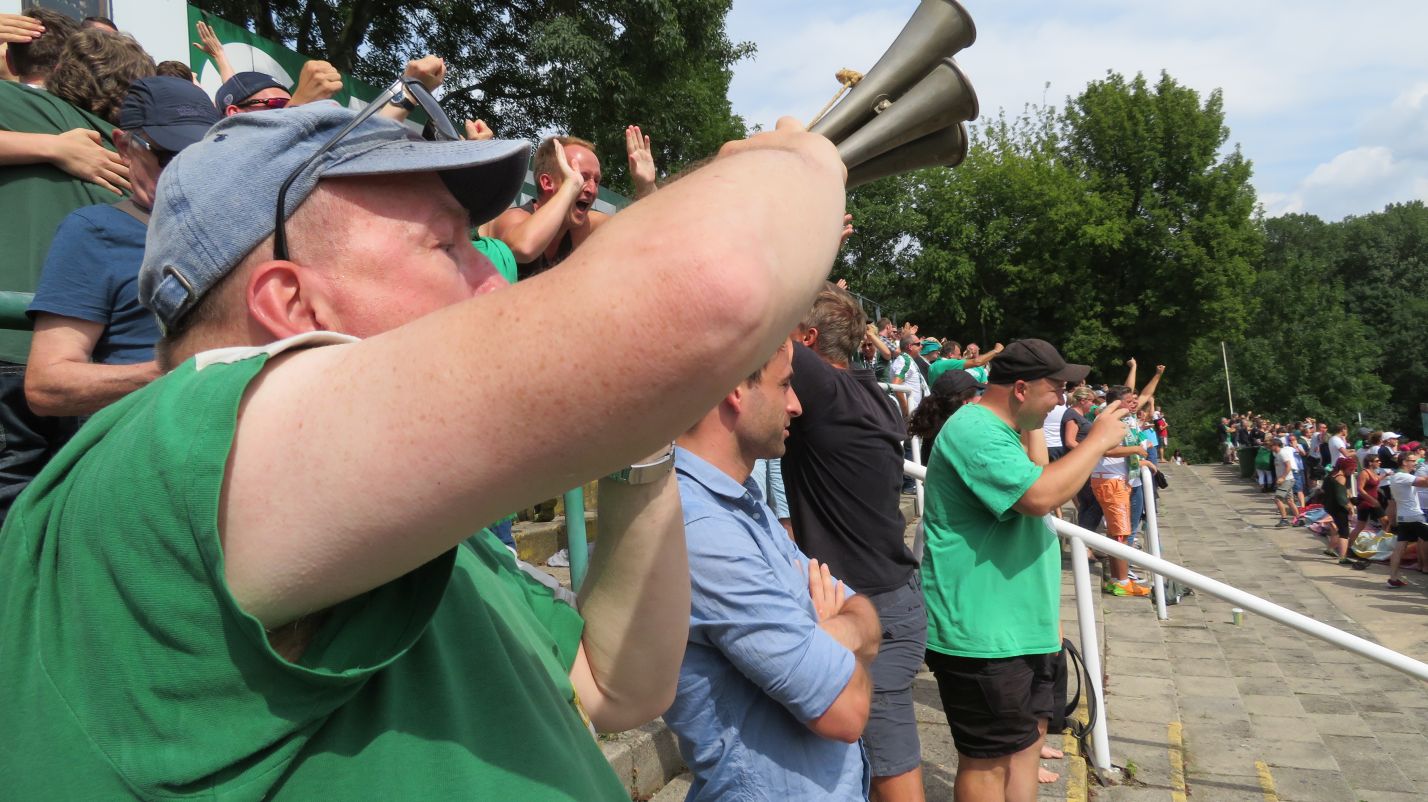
[1124, 357, 1137, 391]
[1139, 364, 1166, 407]
[221, 117, 847, 626]
[193, 20, 235, 83]
[965, 342, 1003, 369]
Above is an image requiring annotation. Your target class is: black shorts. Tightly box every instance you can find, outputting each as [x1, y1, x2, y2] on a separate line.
[1327, 509, 1349, 538]
[1395, 520, 1428, 543]
[925, 649, 1058, 759]
[1356, 505, 1383, 523]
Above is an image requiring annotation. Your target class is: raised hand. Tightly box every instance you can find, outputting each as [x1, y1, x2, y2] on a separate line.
[839, 213, 854, 247]
[192, 20, 235, 82]
[1155, 364, 1166, 374]
[402, 55, 445, 92]
[56, 129, 130, 195]
[625, 124, 658, 198]
[463, 119, 493, 141]
[0, 13, 44, 45]
[289, 60, 343, 107]
[551, 139, 583, 188]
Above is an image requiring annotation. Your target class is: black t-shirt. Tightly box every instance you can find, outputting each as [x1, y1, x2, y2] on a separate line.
[784, 342, 913, 595]
[1378, 445, 1399, 471]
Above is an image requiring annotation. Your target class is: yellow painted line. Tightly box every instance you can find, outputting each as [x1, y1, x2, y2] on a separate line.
[1062, 700, 1090, 802]
[1256, 760, 1280, 801]
[1168, 721, 1188, 802]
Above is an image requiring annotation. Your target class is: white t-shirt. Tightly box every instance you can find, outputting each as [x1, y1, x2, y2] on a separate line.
[1309, 432, 1324, 456]
[1385, 471, 1426, 523]
[1043, 404, 1067, 449]
[1329, 435, 1349, 461]
[1275, 446, 1296, 483]
[1416, 463, 1428, 512]
[888, 353, 926, 414]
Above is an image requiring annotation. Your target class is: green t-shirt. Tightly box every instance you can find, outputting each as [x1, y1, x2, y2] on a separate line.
[927, 357, 967, 385]
[0, 343, 626, 800]
[0, 81, 122, 362]
[921, 402, 1060, 658]
[474, 235, 518, 284]
[966, 364, 989, 384]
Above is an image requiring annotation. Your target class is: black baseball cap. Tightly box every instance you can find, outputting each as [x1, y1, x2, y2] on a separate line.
[931, 370, 983, 397]
[216, 70, 287, 108]
[987, 339, 1089, 385]
[119, 76, 221, 151]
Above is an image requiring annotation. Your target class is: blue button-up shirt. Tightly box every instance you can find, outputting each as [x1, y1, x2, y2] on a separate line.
[665, 447, 869, 801]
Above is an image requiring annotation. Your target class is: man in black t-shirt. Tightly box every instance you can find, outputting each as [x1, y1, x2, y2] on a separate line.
[784, 282, 925, 802]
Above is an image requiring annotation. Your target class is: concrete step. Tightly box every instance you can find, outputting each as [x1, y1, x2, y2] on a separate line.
[1084, 463, 1428, 802]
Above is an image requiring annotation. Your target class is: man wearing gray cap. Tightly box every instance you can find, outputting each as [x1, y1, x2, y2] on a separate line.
[25, 76, 220, 420]
[0, 84, 849, 800]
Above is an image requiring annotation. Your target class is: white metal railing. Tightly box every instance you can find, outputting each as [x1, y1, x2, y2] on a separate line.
[903, 459, 1428, 773]
[1140, 464, 1168, 620]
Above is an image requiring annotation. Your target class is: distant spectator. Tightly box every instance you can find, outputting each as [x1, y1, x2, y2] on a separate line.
[1385, 452, 1428, 588]
[155, 60, 193, 82]
[25, 77, 219, 422]
[928, 339, 1002, 385]
[1272, 436, 1296, 526]
[1322, 457, 1357, 564]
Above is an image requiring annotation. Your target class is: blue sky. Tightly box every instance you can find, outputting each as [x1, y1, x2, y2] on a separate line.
[726, 0, 1428, 221]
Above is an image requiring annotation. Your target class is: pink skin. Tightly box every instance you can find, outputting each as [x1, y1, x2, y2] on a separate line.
[551, 145, 602, 227]
[286, 173, 506, 338]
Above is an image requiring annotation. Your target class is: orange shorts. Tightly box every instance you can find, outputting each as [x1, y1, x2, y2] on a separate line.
[1090, 477, 1131, 540]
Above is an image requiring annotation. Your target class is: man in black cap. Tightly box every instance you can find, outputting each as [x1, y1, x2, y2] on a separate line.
[920, 338, 1128, 802]
[24, 76, 219, 421]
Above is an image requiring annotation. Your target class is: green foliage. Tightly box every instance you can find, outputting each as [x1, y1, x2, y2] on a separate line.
[192, 0, 751, 194]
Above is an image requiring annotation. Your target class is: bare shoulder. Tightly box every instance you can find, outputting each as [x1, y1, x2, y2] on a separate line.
[490, 205, 532, 236]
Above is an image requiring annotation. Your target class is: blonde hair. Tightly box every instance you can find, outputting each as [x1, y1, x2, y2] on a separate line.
[532, 135, 597, 185]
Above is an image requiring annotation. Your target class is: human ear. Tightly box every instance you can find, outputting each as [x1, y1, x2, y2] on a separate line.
[247, 262, 338, 339]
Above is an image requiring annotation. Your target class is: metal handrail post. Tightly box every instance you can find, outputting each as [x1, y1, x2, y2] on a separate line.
[1140, 465, 1169, 620]
[911, 435, 924, 518]
[1068, 532, 1114, 771]
[564, 488, 588, 591]
[0, 291, 34, 332]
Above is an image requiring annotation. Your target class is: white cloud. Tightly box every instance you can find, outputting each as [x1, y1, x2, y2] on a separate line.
[727, 0, 1428, 221]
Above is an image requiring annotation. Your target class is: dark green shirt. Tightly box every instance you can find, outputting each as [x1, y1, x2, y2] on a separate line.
[0, 81, 121, 362]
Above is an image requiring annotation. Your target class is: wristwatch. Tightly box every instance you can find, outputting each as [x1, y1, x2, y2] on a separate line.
[606, 443, 676, 485]
[388, 92, 418, 112]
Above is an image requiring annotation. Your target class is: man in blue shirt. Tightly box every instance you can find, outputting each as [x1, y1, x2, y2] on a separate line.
[668, 340, 881, 801]
[25, 76, 219, 419]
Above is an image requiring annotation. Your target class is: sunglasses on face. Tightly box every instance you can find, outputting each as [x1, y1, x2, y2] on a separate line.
[238, 97, 289, 110]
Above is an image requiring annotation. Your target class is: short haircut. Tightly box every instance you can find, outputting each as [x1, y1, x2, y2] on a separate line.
[800, 281, 866, 365]
[944, 340, 961, 354]
[1105, 384, 1134, 404]
[8, 9, 77, 81]
[155, 60, 194, 82]
[532, 135, 597, 184]
[899, 334, 919, 349]
[46, 28, 156, 125]
[877, 317, 892, 329]
[745, 340, 791, 385]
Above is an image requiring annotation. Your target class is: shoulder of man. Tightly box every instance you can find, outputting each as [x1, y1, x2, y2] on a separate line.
[0, 81, 113, 140]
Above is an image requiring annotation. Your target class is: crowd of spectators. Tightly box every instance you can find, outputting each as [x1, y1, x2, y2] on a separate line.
[0, 8, 1192, 802]
[1218, 413, 1428, 588]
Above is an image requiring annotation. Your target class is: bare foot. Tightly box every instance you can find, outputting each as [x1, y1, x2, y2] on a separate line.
[1041, 745, 1064, 760]
[1038, 765, 1060, 783]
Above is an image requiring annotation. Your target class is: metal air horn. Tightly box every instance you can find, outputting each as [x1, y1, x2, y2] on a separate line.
[809, 0, 980, 188]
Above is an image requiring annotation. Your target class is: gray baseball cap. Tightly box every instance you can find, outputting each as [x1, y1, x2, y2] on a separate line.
[140, 100, 530, 332]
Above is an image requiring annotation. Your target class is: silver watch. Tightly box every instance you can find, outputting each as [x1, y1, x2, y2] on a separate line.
[606, 443, 676, 485]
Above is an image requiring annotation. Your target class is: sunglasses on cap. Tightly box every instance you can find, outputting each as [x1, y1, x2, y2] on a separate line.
[272, 76, 459, 262]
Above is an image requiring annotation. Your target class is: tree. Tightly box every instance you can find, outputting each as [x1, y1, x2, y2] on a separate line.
[193, 0, 751, 194]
